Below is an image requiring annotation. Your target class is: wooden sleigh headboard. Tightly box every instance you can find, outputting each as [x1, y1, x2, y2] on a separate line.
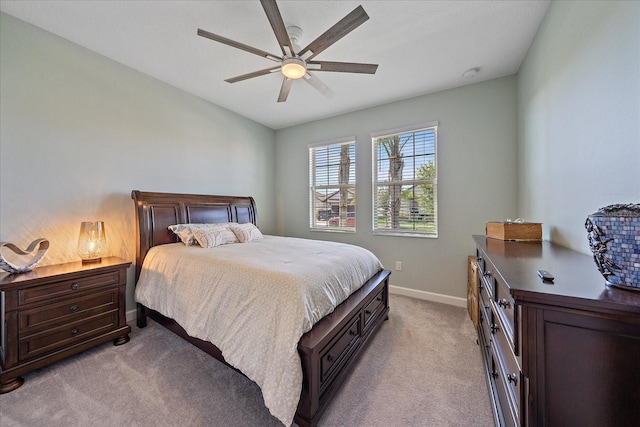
[131, 190, 258, 281]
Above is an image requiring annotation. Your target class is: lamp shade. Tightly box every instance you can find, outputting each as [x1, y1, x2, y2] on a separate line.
[281, 57, 307, 79]
[77, 221, 106, 263]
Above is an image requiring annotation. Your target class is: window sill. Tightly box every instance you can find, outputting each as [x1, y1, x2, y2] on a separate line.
[310, 227, 356, 234]
[373, 230, 438, 238]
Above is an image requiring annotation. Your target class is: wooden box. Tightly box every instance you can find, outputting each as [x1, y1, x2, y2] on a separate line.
[486, 221, 542, 241]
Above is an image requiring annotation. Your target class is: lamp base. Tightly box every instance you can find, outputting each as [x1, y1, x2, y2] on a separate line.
[81, 257, 102, 264]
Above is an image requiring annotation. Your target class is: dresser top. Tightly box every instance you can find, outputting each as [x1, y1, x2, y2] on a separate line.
[473, 235, 640, 315]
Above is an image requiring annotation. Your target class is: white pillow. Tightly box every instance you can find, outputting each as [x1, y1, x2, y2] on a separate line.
[168, 223, 235, 246]
[229, 223, 264, 243]
[192, 224, 239, 248]
[168, 224, 202, 246]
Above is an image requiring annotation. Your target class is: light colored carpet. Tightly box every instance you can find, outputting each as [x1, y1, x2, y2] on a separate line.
[0, 294, 494, 426]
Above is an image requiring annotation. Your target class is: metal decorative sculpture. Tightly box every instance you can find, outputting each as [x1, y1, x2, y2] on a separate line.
[0, 238, 50, 274]
[585, 217, 621, 278]
[585, 203, 640, 290]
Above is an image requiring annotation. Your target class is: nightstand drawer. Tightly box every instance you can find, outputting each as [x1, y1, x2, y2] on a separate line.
[19, 311, 118, 361]
[18, 271, 120, 306]
[19, 289, 119, 335]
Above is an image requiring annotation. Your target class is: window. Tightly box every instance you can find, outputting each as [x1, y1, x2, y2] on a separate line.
[309, 138, 356, 231]
[372, 122, 437, 237]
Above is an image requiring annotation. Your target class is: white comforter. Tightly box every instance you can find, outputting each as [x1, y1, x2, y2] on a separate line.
[135, 235, 383, 426]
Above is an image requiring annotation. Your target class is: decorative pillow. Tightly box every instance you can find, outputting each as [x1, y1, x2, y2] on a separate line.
[168, 224, 201, 246]
[229, 223, 264, 243]
[192, 224, 239, 248]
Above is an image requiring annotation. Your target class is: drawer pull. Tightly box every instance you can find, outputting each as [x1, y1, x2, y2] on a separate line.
[507, 373, 518, 385]
[491, 370, 499, 379]
[483, 270, 492, 278]
[71, 328, 79, 336]
[376, 296, 382, 302]
[327, 355, 334, 363]
[490, 323, 499, 334]
[70, 305, 79, 312]
[497, 298, 510, 309]
[365, 310, 371, 315]
[349, 329, 356, 336]
[71, 283, 80, 290]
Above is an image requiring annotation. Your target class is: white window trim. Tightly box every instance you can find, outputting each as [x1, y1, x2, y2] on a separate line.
[371, 122, 438, 238]
[309, 137, 357, 233]
[371, 121, 438, 139]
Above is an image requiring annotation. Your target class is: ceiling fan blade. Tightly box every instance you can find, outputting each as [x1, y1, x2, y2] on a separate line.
[197, 28, 281, 62]
[225, 66, 281, 83]
[278, 77, 293, 102]
[304, 72, 335, 99]
[307, 61, 378, 74]
[260, 0, 295, 56]
[298, 5, 369, 61]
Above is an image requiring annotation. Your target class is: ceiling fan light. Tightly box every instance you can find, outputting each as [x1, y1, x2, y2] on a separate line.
[281, 57, 307, 79]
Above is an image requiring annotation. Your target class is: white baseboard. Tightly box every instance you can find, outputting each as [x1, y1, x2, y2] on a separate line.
[126, 308, 137, 324]
[126, 286, 467, 325]
[389, 285, 467, 308]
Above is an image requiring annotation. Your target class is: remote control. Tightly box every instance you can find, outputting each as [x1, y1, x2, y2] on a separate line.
[537, 269, 554, 281]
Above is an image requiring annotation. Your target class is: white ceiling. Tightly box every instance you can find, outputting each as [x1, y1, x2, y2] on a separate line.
[0, 0, 550, 130]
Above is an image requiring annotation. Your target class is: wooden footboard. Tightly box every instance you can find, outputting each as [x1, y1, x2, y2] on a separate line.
[296, 269, 390, 427]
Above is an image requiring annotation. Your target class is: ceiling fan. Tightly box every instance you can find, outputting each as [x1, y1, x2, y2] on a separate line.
[197, 0, 378, 102]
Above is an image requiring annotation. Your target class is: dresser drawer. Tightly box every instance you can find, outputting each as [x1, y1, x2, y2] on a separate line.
[320, 314, 360, 384]
[19, 289, 119, 335]
[18, 271, 120, 306]
[19, 311, 118, 361]
[493, 319, 521, 413]
[479, 260, 495, 299]
[494, 275, 515, 345]
[363, 287, 385, 330]
[475, 250, 486, 276]
[491, 338, 519, 427]
[478, 295, 492, 358]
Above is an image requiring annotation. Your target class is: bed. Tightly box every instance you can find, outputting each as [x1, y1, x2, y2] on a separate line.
[131, 190, 390, 427]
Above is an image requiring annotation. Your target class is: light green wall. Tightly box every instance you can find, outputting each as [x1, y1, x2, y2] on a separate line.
[275, 77, 518, 299]
[517, 0, 640, 253]
[0, 13, 276, 310]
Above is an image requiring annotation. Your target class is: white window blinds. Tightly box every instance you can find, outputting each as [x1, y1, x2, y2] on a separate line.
[372, 123, 438, 237]
[309, 138, 356, 232]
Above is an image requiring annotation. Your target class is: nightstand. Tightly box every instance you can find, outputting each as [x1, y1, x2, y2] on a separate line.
[0, 256, 131, 393]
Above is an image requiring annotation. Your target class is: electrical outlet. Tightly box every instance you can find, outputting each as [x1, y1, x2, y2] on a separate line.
[395, 261, 402, 271]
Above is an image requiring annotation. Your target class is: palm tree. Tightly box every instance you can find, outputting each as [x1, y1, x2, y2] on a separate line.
[339, 144, 351, 225]
[377, 135, 408, 228]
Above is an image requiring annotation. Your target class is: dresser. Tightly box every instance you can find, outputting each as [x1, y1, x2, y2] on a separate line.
[473, 235, 640, 427]
[0, 257, 131, 393]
